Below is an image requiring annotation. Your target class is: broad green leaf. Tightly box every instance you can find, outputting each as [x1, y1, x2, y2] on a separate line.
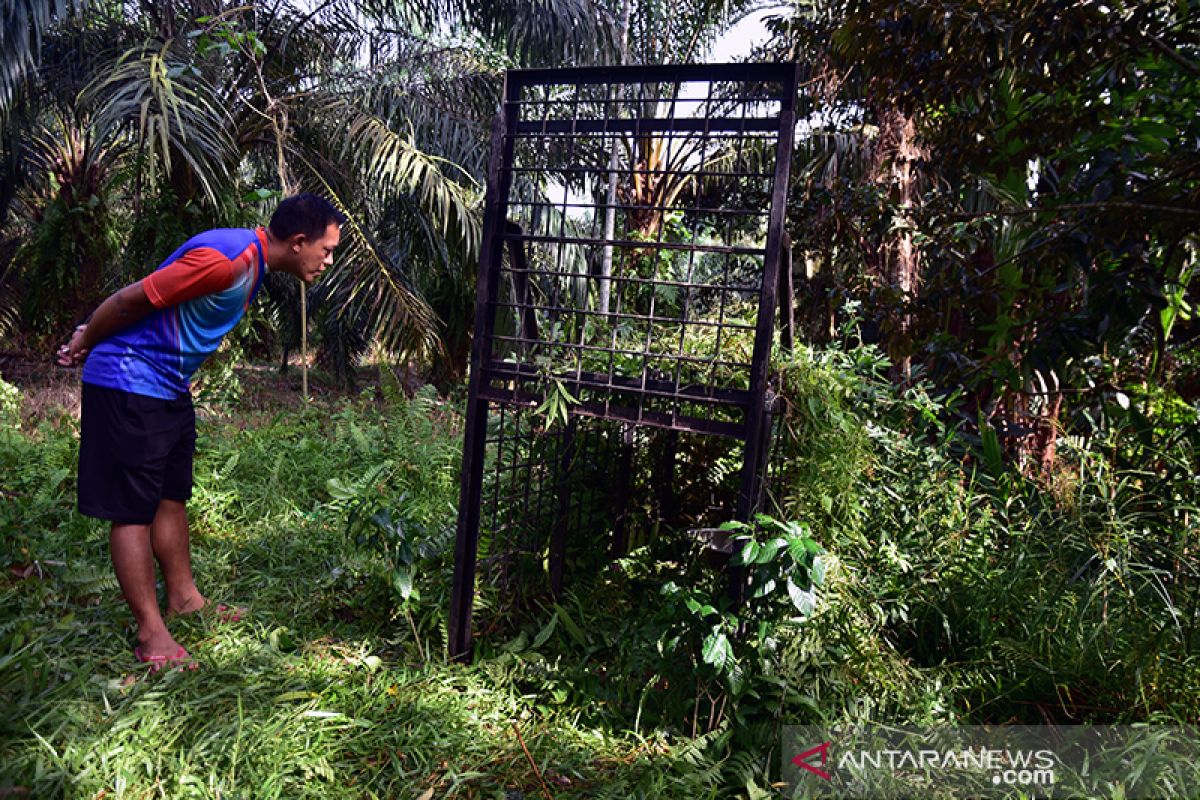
[757, 538, 786, 562]
[812, 555, 828, 587]
[787, 577, 816, 616]
[701, 630, 733, 672]
[751, 577, 777, 599]
[531, 612, 558, 649]
[556, 604, 587, 646]
[391, 568, 413, 600]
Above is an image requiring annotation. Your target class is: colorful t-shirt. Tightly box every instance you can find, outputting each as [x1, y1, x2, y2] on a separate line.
[82, 227, 268, 400]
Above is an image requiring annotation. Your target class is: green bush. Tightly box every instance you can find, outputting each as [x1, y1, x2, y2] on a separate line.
[767, 339, 1200, 727]
[0, 387, 94, 571]
[0, 373, 20, 429]
[483, 337, 1198, 795]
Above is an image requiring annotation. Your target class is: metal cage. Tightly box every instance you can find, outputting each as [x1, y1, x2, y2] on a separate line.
[450, 63, 799, 660]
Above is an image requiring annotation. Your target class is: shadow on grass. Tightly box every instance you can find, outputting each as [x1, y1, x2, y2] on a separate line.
[2, 521, 718, 799]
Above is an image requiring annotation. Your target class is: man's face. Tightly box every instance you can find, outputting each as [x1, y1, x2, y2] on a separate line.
[290, 222, 341, 283]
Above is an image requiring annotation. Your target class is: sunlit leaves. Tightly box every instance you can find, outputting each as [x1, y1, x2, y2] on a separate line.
[303, 185, 441, 360]
[341, 107, 482, 256]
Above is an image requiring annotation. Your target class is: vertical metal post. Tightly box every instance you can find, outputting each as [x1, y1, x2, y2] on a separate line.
[449, 78, 521, 662]
[653, 429, 680, 529]
[778, 231, 796, 355]
[733, 64, 801, 605]
[611, 424, 634, 557]
[549, 418, 578, 598]
[505, 221, 539, 349]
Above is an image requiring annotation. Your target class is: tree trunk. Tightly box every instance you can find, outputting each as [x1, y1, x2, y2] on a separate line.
[870, 106, 924, 381]
[597, 0, 632, 316]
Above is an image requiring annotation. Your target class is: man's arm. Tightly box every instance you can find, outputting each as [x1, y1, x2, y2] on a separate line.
[56, 281, 156, 366]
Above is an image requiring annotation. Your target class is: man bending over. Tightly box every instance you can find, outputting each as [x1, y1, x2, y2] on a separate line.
[57, 194, 344, 668]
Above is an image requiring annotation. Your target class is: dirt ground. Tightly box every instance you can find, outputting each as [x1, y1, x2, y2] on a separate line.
[1, 351, 83, 422]
[0, 351, 430, 428]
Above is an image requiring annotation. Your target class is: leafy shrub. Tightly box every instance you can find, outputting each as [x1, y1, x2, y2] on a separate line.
[0, 373, 21, 430]
[481, 335, 1198, 796]
[0, 392, 94, 570]
[768, 338, 1200, 727]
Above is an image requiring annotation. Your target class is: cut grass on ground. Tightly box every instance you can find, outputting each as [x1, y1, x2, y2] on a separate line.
[1, 381, 723, 799]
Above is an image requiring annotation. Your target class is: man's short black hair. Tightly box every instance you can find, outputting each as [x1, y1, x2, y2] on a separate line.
[269, 194, 346, 240]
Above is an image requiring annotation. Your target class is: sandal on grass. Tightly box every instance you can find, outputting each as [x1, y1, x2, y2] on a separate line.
[212, 603, 246, 623]
[134, 645, 197, 672]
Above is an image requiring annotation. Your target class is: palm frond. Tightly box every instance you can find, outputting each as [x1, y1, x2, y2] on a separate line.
[82, 40, 236, 204]
[461, 0, 616, 66]
[0, 236, 20, 341]
[626, 0, 758, 65]
[340, 105, 482, 256]
[0, 0, 87, 116]
[293, 160, 441, 360]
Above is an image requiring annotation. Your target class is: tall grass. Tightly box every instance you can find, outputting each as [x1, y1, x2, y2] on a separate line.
[2, 346, 1196, 797]
[765, 341, 1200, 726]
[0, 376, 724, 798]
[465, 340, 1199, 795]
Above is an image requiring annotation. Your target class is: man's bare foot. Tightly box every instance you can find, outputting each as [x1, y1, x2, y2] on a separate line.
[166, 592, 208, 617]
[168, 597, 245, 625]
[134, 630, 192, 670]
[135, 645, 195, 672]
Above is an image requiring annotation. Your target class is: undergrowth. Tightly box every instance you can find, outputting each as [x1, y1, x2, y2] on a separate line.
[0, 375, 724, 798]
[1, 346, 1197, 798]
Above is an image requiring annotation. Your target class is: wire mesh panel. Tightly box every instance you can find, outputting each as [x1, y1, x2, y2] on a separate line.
[451, 63, 799, 660]
[476, 409, 624, 598]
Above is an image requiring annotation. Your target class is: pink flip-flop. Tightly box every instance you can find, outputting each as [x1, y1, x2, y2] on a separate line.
[214, 603, 245, 624]
[134, 645, 197, 672]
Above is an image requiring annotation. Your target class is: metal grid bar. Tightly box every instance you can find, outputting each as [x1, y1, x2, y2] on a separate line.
[451, 63, 799, 661]
[508, 199, 771, 217]
[508, 166, 775, 179]
[516, 118, 782, 134]
[491, 300, 759, 331]
[496, 267, 760, 293]
[502, 232, 766, 257]
[507, 95, 789, 107]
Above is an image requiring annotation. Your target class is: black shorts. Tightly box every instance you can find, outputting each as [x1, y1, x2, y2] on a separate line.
[78, 382, 196, 524]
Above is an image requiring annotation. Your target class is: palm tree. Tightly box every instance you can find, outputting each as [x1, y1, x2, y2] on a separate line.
[0, 0, 88, 119]
[1, 0, 756, 378]
[1, 1, 488, 370]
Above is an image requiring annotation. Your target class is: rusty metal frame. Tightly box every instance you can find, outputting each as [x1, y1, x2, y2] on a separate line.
[450, 63, 799, 661]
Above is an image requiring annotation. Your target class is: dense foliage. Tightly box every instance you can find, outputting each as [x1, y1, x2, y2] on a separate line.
[0, 0, 498, 381]
[767, 0, 1199, 473]
[3, 334, 1197, 796]
[0, 0, 755, 384]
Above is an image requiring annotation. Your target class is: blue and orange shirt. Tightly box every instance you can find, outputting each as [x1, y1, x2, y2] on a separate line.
[82, 227, 269, 400]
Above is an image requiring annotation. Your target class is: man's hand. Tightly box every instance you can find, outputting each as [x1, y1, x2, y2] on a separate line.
[56, 325, 89, 367]
[54, 282, 154, 368]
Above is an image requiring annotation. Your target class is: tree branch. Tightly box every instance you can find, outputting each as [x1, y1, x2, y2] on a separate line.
[947, 201, 1200, 219]
[1146, 35, 1200, 78]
